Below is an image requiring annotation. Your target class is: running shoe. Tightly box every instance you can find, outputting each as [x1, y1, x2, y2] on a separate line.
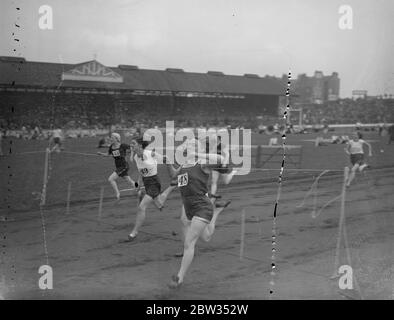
[127, 233, 137, 242]
[138, 190, 144, 204]
[174, 251, 184, 258]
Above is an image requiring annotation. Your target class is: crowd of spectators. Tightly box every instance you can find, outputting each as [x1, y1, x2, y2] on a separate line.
[1, 95, 393, 139]
[301, 98, 394, 125]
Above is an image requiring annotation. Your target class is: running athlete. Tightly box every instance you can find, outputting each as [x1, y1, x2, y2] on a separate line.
[51, 128, 64, 153]
[97, 132, 138, 200]
[168, 138, 231, 288]
[206, 134, 237, 200]
[345, 132, 372, 187]
[127, 137, 177, 241]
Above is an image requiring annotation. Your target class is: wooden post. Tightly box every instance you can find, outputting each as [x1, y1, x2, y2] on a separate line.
[66, 182, 72, 215]
[255, 145, 262, 168]
[40, 148, 50, 206]
[98, 186, 104, 219]
[240, 209, 246, 261]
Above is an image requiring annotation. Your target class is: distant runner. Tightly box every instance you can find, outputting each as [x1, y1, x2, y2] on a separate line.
[345, 132, 372, 187]
[97, 132, 138, 200]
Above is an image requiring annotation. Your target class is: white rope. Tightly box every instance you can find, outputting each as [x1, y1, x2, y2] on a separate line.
[296, 170, 331, 209]
[62, 151, 101, 157]
[311, 194, 342, 218]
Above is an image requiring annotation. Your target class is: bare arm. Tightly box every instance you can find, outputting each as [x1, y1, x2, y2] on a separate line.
[129, 149, 135, 162]
[97, 151, 110, 157]
[344, 143, 351, 155]
[151, 150, 164, 163]
[167, 163, 182, 179]
[220, 143, 230, 165]
[98, 146, 111, 157]
[363, 141, 372, 156]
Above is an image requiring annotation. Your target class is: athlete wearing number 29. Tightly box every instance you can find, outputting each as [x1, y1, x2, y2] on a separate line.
[126, 137, 177, 241]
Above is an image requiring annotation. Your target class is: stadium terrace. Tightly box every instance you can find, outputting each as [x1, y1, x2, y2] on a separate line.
[0, 56, 286, 130]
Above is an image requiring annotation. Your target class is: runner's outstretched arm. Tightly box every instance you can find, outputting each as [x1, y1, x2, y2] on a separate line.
[344, 143, 351, 155]
[364, 141, 372, 156]
[167, 163, 182, 178]
[97, 151, 110, 157]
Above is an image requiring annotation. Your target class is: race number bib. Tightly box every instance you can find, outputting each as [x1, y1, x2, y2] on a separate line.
[112, 150, 120, 157]
[140, 168, 149, 176]
[177, 173, 188, 187]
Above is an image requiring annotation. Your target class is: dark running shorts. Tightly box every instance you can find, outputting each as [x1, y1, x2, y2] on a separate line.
[350, 153, 364, 166]
[53, 137, 61, 144]
[183, 195, 213, 223]
[142, 175, 161, 199]
[115, 166, 129, 177]
[213, 165, 232, 174]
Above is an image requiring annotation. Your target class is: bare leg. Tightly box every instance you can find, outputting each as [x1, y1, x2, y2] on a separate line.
[136, 177, 144, 202]
[210, 170, 219, 196]
[153, 185, 177, 209]
[137, 188, 145, 204]
[108, 172, 120, 199]
[180, 206, 189, 242]
[221, 169, 237, 185]
[175, 218, 207, 284]
[359, 163, 367, 172]
[51, 143, 60, 153]
[346, 164, 359, 186]
[123, 175, 137, 189]
[200, 206, 225, 242]
[129, 194, 153, 237]
[174, 207, 189, 257]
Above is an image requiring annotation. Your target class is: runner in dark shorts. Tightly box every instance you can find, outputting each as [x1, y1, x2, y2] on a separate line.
[97, 132, 138, 200]
[208, 140, 223, 171]
[141, 175, 161, 199]
[50, 128, 63, 153]
[345, 132, 372, 187]
[211, 142, 233, 174]
[115, 165, 129, 177]
[178, 162, 214, 222]
[350, 153, 364, 166]
[109, 141, 130, 178]
[168, 138, 231, 288]
[205, 134, 237, 200]
[126, 137, 177, 241]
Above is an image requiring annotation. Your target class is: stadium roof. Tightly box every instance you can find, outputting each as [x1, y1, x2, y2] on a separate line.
[0, 57, 285, 95]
